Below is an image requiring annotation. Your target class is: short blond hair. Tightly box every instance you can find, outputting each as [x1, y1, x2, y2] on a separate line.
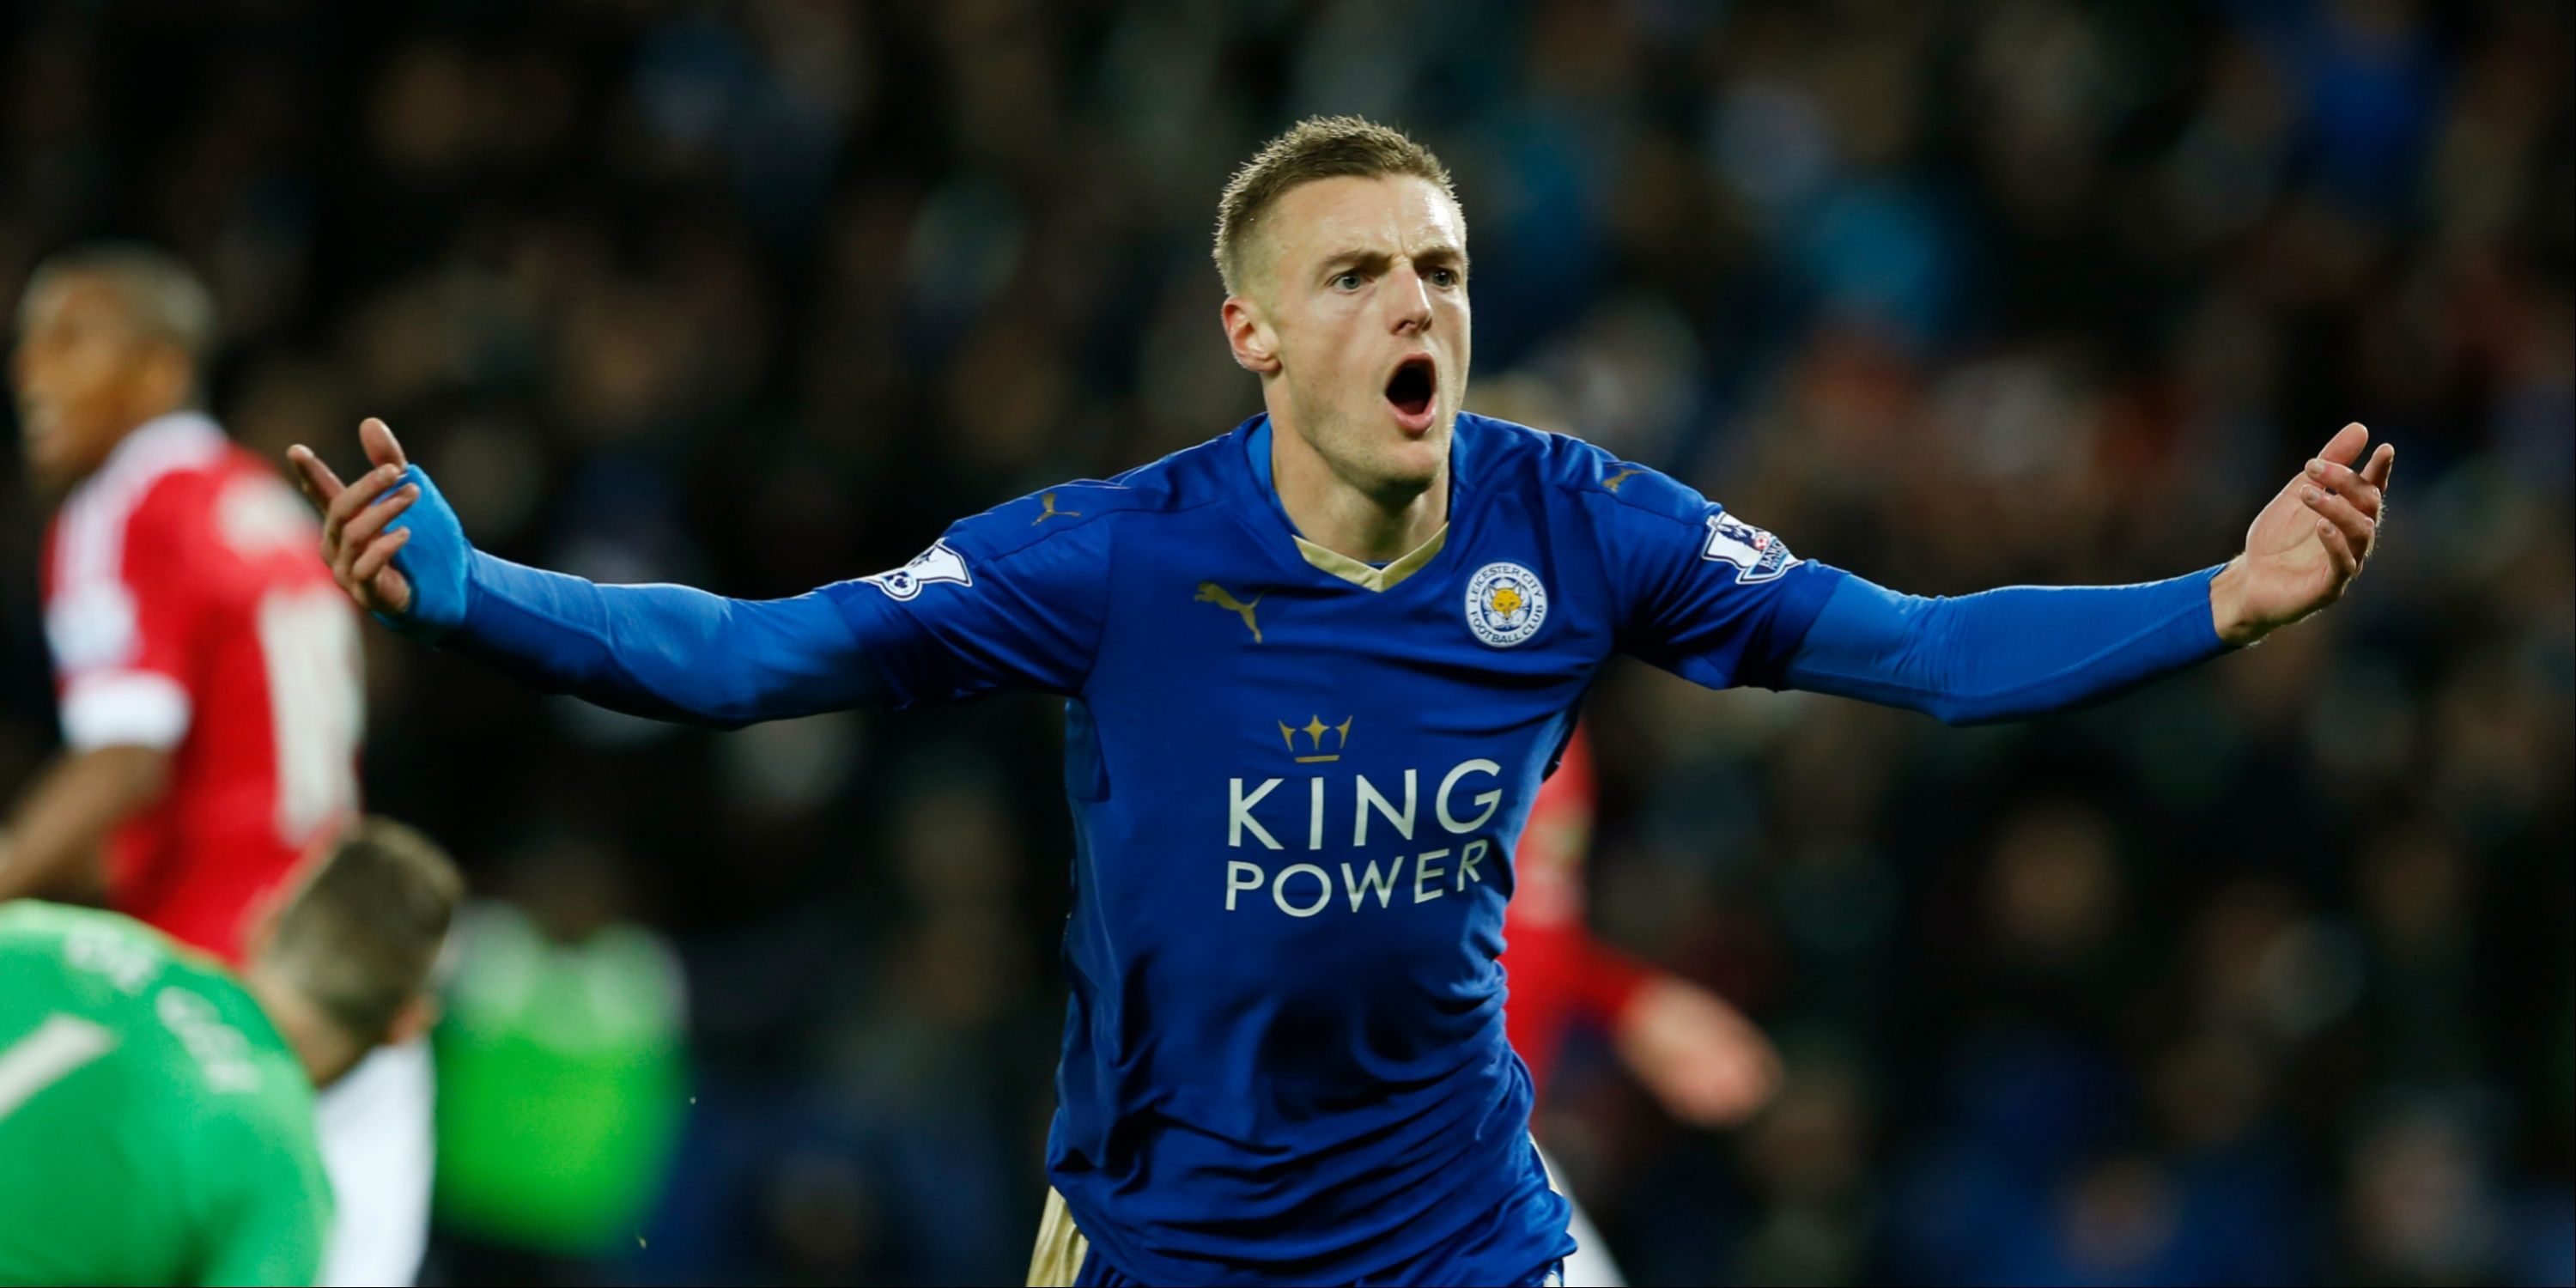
[1213, 115, 1459, 297]
[262, 817, 463, 1042]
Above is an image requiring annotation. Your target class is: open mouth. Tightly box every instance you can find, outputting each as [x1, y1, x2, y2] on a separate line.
[1385, 355, 1436, 427]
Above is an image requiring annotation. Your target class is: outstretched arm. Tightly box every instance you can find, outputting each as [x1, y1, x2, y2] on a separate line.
[1782, 422, 2394, 725]
[288, 420, 887, 728]
[290, 418, 1105, 725]
[1782, 568, 2227, 725]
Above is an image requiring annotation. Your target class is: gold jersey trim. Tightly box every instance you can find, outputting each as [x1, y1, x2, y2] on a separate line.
[1291, 524, 1449, 592]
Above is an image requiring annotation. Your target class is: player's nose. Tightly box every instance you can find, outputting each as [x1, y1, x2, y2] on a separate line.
[1386, 264, 1434, 335]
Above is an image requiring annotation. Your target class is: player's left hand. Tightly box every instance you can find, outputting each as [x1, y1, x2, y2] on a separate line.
[1613, 976, 1783, 1127]
[2209, 422, 2395, 647]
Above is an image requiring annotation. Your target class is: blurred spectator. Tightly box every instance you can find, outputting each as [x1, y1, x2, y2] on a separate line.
[430, 840, 688, 1283]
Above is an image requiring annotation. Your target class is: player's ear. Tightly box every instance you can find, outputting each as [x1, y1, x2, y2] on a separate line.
[132, 342, 197, 419]
[1223, 295, 1280, 376]
[239, 908, 279, 963]
[382, 992, 440, 1048]
[237, 877, 291, 964]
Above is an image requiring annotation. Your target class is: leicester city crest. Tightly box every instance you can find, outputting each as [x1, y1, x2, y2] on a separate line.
[1464, 562, 1547, 648]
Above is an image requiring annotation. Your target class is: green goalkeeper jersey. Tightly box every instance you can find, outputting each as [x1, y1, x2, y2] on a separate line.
[0, 902, 331, 1286]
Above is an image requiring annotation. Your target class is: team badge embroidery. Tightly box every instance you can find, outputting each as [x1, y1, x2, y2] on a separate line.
[866, 541, 972, 600]
[1701, 512, 1797, 583]
[1464, 562, 1548, 648]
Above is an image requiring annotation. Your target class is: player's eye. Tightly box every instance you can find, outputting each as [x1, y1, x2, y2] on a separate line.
[1428, 268, 1461, 289]
[1331, 270, 1364, 291]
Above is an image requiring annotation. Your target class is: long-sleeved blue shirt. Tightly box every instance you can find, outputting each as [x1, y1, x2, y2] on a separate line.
[376, 412, 2228, 1284]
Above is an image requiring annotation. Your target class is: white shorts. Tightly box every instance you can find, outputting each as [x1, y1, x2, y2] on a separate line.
[313, 1037, 435, 1287]
[1535, 1142, 1625, 1288]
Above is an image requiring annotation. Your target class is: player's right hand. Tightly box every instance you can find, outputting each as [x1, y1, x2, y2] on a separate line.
[286, 417, 422, 617]
[1613, 975, 1784, 1128]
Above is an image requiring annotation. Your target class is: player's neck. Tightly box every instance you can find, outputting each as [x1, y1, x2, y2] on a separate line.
[1267, 420, 1448, 564]
[244, 970, 362, 1089]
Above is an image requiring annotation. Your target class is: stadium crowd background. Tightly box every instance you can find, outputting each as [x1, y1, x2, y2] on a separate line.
[0, 1, 2567, 1284]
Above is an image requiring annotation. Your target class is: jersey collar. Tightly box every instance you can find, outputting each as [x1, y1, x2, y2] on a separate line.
[1241, 416, 1452, 593]
[91, 410, 226, 485]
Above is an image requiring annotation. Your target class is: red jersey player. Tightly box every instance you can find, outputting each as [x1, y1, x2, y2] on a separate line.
[1504, 726, 1783, 1286]
[2, 246, 424, 1287]
[0, 246, 357, 954]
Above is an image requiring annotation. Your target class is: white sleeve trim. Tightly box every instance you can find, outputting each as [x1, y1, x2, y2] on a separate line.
[60, 670, 193, 751]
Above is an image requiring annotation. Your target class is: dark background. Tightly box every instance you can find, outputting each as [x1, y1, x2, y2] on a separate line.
[1, 1, 2568, 1283]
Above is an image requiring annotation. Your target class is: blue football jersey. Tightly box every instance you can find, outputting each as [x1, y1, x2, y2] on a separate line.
[388, 386, 2230, 1285]
[828, 413, 1845, 1283]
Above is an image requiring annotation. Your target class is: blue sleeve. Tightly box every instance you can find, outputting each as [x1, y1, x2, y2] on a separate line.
[376, 463, 1110, 726]
[436, 556, 891, 727]
[1587, 459, 1847, 690]
[1780, 567, 2232, 726]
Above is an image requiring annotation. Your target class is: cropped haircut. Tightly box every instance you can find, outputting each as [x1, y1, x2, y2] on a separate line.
[1213, 116, 1459, 298]
[18, 242, 219, 377]
[260, 818, 464, 1043]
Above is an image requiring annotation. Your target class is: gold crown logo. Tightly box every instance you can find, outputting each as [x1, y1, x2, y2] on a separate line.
[1278, 715, 1353, 763]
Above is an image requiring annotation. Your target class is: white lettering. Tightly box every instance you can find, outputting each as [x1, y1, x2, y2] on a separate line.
[1414, 848, 1449, 903]
[1273, 864, 1331, 917]
[1230, 778, 1283, 850]
[1437, 760, 1504, 833]
[1225, 860, 1264, 910]
[1456, 839, 1491, 890]
[1309, 777, 1326, 850]
[1223, 840, 1501, 914]
[156, 988, 258, 1093]
[1341, 855, 1404, 910]
[65, 925, 156, 994]
[1354, 770, 1418, 846]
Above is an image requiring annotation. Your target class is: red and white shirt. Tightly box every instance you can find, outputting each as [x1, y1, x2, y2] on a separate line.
[42, 412, 361, 963]
[1500, 729, 1653, 1101]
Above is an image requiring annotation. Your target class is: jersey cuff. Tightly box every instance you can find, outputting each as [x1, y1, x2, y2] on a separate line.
[59, 670, 193, 750]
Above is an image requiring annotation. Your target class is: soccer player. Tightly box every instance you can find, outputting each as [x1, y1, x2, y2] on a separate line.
[0, 246, 430, 1287]
[290, 118, 2394, 1285]
[1504, 727, 1782, 1287]
[0, 817, 462, 1286]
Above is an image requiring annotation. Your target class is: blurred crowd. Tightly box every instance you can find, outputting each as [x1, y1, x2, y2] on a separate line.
[2, 0, 2568, 1284]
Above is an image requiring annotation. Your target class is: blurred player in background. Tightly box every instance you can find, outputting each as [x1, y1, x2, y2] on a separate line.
[1504, 727, 1780, 1287]
[0, 246, 426, 1287]
[0, 817, 460, 1286]
[294, 118, 2391, 1284]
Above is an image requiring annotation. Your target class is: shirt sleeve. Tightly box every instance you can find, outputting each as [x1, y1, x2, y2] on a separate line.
[1588, 462, 1847, 691]
[1779, 567, 2231, 726]
[425, 481, 1113, 725]
[44, 475, 215, 752]
[1572, 933, 1657, 1030]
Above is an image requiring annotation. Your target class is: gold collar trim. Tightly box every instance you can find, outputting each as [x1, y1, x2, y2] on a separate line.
[1291, 525, 1449, 592]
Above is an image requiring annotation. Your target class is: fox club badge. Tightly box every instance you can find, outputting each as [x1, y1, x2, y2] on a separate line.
[1464, 562, 1547, 648]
